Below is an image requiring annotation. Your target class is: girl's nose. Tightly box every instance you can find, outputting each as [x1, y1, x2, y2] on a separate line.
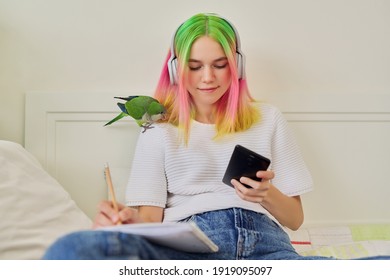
[201, 66, 215, 83]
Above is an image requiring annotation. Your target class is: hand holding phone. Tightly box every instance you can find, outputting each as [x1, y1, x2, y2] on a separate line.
[222, 145, 271, 188]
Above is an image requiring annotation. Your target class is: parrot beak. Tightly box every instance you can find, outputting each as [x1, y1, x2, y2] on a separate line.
[162, 113, 168, 121]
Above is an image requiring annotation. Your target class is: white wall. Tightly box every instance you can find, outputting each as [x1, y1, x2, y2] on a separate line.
[1, 0, 389, 144]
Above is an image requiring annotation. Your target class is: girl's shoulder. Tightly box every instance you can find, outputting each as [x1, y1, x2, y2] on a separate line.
[257, 101, 281, 113]
[255, 102, 284, 121]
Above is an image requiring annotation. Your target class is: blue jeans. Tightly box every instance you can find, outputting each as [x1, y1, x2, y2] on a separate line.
[42, 208, 339, 260]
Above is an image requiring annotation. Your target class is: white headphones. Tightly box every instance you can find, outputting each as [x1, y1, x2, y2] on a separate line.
[167, 14, 245, 85]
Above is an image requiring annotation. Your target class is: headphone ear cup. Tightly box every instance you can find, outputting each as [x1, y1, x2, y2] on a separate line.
[167, 56, 178, 85]
[172, 59, 178, 84]
[236, 52, 245, 80]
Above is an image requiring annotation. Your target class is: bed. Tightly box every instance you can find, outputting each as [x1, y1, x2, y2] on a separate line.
[1, 91, 389, 259]
[0, 140, 92, 259]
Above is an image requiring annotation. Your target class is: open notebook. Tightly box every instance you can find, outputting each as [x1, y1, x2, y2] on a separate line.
[100, 222, 219, 253]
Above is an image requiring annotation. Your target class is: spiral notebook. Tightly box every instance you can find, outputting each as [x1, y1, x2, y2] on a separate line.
[100, 222, 219, 253]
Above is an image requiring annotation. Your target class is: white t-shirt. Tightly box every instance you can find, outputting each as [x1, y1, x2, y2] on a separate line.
[126, 103, 313, 224]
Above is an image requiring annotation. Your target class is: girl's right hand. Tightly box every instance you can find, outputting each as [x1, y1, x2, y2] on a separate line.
[92, 200, 141, 229]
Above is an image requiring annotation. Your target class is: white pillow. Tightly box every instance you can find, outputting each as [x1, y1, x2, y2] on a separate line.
[0, 141, 92, 259]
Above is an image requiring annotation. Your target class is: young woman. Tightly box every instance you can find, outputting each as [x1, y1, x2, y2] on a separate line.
[43, 13, 332, 260]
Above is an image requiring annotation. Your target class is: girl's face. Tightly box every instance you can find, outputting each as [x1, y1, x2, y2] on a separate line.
[185, 36, 232, 111]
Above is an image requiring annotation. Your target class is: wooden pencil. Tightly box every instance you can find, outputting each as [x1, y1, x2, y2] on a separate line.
[104, 163, 122, 225]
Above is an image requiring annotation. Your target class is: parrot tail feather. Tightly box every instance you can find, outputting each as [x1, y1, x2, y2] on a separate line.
[104, 112, 127, 126]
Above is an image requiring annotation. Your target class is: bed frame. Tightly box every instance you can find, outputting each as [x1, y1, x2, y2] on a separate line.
[25, 91, 390, 225]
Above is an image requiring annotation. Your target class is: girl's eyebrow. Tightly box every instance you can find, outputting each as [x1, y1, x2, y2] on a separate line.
[188, 57, 228, 63]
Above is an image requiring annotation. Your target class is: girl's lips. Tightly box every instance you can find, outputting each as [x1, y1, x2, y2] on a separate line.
[198, 86, 219, 93]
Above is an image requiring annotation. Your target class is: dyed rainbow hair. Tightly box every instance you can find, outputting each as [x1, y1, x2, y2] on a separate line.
[154, 13, 260, 143]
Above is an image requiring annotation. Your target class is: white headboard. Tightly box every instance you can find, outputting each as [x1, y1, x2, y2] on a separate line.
[25, 92, 390, 225]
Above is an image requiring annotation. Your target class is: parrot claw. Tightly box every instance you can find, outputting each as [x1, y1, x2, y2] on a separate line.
[141, 122, 154, 133]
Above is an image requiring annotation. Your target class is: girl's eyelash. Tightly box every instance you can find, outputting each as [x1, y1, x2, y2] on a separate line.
[188, 63, 228, 71]
[214, 63, 228, 69]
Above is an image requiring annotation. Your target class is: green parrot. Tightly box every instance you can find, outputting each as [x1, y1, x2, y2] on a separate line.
[104, 96, 166, 132]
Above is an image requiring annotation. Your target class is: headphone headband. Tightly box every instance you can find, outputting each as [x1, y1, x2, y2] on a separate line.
[167, 14, 245, 85]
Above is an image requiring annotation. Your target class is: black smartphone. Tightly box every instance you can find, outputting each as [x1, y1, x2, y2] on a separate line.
[222, 145, 271, 188]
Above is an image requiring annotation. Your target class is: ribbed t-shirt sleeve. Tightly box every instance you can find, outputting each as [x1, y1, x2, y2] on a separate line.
[125, 125, 167, 208]
[270, 108, 313, 196]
